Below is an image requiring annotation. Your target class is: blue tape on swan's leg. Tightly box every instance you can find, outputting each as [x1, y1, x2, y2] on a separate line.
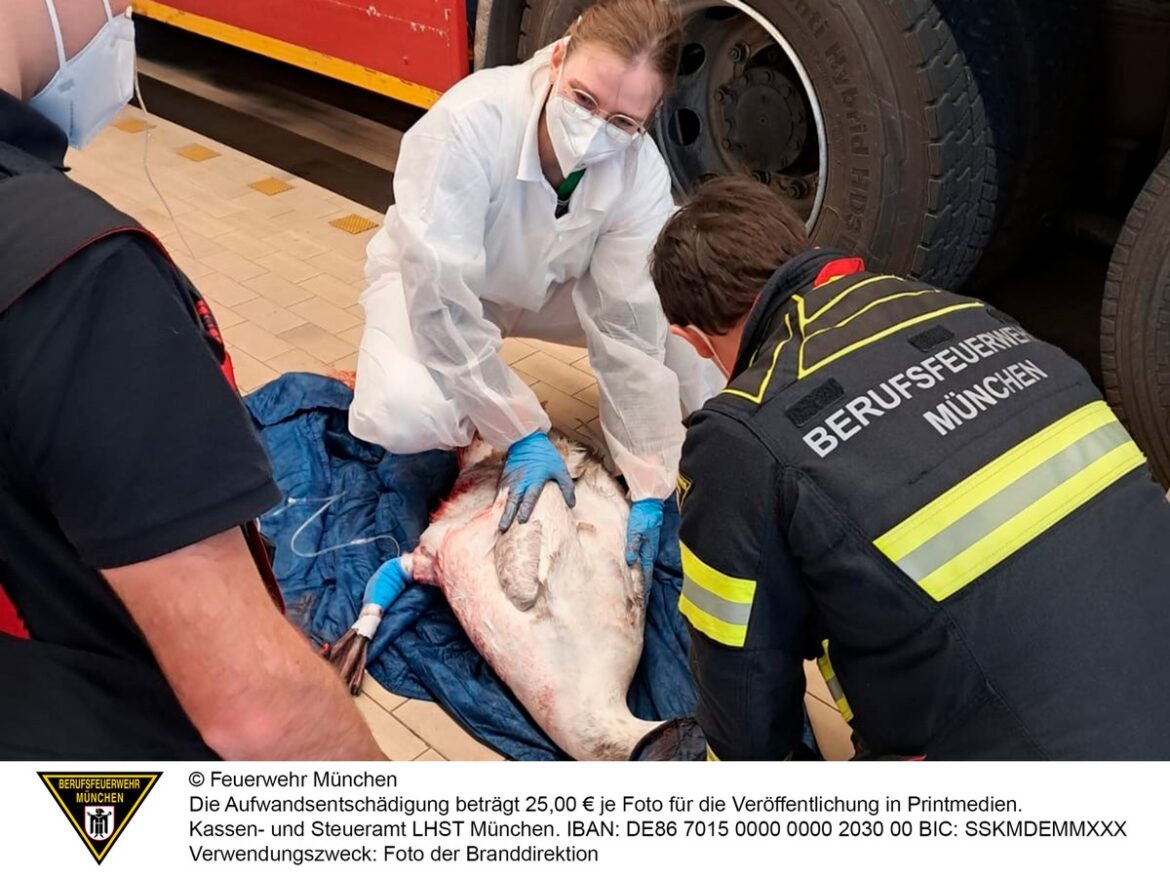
[327, 554, 415, 695]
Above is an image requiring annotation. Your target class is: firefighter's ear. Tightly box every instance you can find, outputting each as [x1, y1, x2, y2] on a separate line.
[669, 324, 715, 361]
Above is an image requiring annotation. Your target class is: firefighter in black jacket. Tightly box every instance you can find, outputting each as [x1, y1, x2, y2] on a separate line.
[650, 176, 1170, 760]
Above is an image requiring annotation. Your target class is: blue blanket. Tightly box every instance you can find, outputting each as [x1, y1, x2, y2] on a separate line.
[244, 373, 699, 760]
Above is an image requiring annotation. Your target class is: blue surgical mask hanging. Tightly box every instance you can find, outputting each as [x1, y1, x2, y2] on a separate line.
[28, 0, 137, 149]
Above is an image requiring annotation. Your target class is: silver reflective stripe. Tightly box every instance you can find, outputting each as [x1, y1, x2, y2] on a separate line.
[681, 576, 753, 627]
[825, 676, 846, 703]
[896, 421, 1131, 582]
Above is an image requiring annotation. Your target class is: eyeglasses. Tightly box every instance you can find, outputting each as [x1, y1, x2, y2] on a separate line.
[560, 85, 655, 140]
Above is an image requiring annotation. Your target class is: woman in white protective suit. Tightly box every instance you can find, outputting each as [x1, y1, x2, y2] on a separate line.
[349, 0, 724, 578]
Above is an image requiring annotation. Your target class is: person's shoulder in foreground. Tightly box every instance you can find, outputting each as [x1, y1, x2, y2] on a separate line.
[0, 0, 384, 760]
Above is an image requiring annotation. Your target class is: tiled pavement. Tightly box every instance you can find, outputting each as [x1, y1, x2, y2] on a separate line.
[68, 107, 854, 761]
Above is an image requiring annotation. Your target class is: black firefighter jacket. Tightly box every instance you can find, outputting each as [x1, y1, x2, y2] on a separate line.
[677, 249, 1170, 761]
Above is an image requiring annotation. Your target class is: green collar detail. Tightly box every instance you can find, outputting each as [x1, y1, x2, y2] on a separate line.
[556, 168, 586, 201]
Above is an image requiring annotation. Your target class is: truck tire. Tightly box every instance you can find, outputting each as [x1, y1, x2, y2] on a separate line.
[517, 0, 995, 290]
[939, 0, 1098, 288]
[1101, 149, 1170, 487]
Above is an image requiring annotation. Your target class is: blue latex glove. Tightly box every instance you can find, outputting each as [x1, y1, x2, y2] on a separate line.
[363, 556, 411, 610]
[498, 431, 576, 531]
[625, 498, 665, 579]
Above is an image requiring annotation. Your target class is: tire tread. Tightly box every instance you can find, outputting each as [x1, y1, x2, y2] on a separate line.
[1101, 150, 1170, 486]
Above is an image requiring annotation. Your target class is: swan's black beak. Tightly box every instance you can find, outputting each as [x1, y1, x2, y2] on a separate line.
[629, 717, 708, 761]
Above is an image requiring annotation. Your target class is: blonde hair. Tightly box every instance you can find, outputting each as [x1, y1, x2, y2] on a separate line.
[565, 0, 682, 91]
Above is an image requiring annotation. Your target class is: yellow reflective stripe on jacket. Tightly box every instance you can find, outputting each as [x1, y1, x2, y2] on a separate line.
[721, 313, 794, 404]
[806, 289, 940, 342]
[798, 274, 898, 327]
[876, 402, 1146, 601]
[877, 402, 1120, 558]
[678, 542, 757, 647]
[798, 302, 983, 379]
[815, 641, 854, 722]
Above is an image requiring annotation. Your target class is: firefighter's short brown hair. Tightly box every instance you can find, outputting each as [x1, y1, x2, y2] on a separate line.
[651, 175, 812, 334]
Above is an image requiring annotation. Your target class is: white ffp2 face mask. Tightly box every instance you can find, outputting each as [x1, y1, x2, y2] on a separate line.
[29, 0, 137, 149]
[545, 53, 636, 177]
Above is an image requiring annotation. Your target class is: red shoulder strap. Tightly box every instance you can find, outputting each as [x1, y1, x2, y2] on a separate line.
[0, 224, 151, 640]
[0, 589, 29, 639]
[813, 257, 867, 287]
[145, 238, 285, 614]
[0, 228, 285, 631]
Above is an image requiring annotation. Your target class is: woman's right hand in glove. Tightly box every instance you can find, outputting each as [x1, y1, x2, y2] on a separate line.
[498, 431, 576, 531]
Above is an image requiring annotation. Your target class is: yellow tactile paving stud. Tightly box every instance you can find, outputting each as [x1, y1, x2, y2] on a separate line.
[329, 213, 379, 235]
[248, 177, 295, 196]
[112, 118, 154, 134]
[176, 144, 221, 162]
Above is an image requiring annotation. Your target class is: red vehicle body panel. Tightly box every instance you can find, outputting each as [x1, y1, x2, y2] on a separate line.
[136, 0, 469, 104]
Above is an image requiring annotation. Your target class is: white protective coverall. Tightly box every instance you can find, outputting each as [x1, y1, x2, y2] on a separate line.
[349, 42, 725, 501]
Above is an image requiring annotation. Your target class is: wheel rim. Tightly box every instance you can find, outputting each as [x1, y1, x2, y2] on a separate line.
[652, 0, 828, 230]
